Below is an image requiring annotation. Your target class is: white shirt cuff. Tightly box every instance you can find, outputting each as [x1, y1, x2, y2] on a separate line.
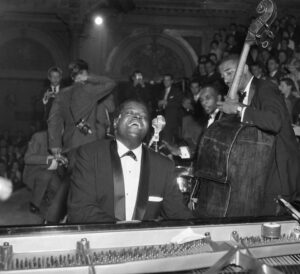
[240, 107, 247, 122]
[179, 146, 191, 159]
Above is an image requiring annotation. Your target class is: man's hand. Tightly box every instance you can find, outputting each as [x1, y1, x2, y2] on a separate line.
[182, 98, 194, 111]
[158, 99, 168, 109]
[217, 97, 241, 115]
[161, 141, 181, 156]
[50, 147, 62, 156]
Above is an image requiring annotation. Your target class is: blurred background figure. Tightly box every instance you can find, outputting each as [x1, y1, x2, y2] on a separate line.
[23, 130, 67, 223]
[157, 74, 183, 145]
[42, 66, 63, 125]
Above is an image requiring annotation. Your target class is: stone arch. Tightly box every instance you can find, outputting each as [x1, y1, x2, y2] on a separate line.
[106, 30, 197, 80]
[0, 27, 68, 77]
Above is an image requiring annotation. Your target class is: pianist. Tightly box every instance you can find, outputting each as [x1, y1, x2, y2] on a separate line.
[67, 100, 193, 223]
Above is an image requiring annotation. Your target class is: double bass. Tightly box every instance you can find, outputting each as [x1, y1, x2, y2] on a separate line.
[195, 0, 277, 217]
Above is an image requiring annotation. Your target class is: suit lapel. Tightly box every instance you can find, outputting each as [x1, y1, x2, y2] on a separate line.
[248, 78, 258, 106]
[109, 140, 126, 221]
[132, 145, 150, 220]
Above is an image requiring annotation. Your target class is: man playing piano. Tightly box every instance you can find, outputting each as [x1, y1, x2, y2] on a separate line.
[67, 100, 193, 223]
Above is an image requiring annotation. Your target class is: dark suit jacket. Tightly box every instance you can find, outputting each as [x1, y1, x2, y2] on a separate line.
[243, 78, 300, 203]
[23, 131, 49, 189]
[48, 76, 116, 153]
[158, 85, 184, 143]
[67, 139, 193, 223]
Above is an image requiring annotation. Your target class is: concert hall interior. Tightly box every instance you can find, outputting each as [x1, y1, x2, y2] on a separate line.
[1, 0, 300, 273]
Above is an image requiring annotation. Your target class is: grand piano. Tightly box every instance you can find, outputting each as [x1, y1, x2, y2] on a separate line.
[1, 216, 300, 273]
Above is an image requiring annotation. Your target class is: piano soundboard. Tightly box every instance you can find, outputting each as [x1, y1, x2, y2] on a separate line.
[0, 218, 300, 273]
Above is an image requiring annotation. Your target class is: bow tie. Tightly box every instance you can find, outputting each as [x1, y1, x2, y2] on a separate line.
[121, 150, 137, 161]
[238, 91, 246, 103]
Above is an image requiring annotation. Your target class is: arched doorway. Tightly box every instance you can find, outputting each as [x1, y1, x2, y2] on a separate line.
[106, 30, 197, 81]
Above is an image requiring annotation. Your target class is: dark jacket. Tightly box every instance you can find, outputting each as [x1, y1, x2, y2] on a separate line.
[158, 85, 184, 144]
[67, 139, 193, 223]
[48, 76, 116, 153]
[243, 78, 300, 208]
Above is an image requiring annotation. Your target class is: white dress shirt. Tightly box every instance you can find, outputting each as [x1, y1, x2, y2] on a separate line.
[51, 85, 60, 94]
[193, 93, 200, 102]
[116, 140, 142, 221]
[164, 87, 171, 101]
[207, 109, 220, 128]
[240, 76, 254, 121]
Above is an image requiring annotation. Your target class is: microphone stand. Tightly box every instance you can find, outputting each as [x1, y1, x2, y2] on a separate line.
[148, 115, 166, 152]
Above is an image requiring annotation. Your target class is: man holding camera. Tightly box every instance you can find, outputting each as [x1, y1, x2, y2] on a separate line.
[47, 59, 116, 165]
[23, 130, 68, 223]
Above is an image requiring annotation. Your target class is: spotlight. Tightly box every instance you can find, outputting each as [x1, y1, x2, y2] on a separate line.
[94, 16, 104, 26]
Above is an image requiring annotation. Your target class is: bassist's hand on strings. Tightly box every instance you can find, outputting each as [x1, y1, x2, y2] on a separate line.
[217, 98, 243, 116]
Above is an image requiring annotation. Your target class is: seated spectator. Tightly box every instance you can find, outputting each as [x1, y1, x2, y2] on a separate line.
[204, 59, 227, 96]
[157, 74, 184, 144]
[278, 29, 295, 52]
[0, 160, 8, 178]
[213, 31, 227, 52]
[209, 40, 222, 62]
[259, 48, 271, 67]
[248, 45, 260, 66]
[23, 130, 67, 223]
[0, 146, 7, 162]
[225, 34, 240, 54]
[267, 56, 284, 85]
[279, 77, 299, 120]
[120, 71, 155, 118]
[192, 55, 207, 85]
[8, 160, 22, 190]
[286, 58, 300, 94]
[278, 50, 290, 75]
[207, 53, 218, 65]
[250, 62, 266, 79]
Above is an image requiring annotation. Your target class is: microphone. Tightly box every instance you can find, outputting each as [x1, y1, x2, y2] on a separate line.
[148, 115, 166, 149]
[0, 177, 13, 202]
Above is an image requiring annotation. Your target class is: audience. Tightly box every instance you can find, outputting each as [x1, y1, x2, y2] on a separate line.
[3, 13, 300, 223]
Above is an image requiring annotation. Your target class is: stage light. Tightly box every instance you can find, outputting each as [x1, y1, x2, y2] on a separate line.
[94, 16, 104, 26]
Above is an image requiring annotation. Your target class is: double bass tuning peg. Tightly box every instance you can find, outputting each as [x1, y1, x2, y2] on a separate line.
[256, 29, 275, 48]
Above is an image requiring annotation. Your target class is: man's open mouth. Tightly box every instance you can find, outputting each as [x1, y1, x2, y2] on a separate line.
[128, 121, 141, 128]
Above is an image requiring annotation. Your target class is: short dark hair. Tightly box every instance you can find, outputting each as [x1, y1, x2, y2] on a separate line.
[251, 62, 262, 68]
[210, 40, 219, 46]
[280, 77, 296, 91]
[201, 84, 220, 96]
[268, 56, 279, 64]
[47, 66, 62, 77]
[68, 59, 89, 79]
[205, 59, 216, 66]
[132, 70, 142, 76]
[190, 78, 200, 86]
[113, 99, 149, 120]
[164, 73, 174, 80]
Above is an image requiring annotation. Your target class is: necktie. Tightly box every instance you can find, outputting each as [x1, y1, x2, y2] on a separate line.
[238, 91, 246, 103]
[122, 151, 137, 161]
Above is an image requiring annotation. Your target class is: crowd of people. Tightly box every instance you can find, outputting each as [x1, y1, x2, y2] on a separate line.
[3, 13, 300, 224]
[0, 130, 31, 191]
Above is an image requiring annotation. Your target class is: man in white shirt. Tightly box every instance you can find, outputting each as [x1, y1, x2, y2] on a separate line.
[68, 100, 193, 223]
[217, 55, 300, 215]
[42, 66, 63, 122]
